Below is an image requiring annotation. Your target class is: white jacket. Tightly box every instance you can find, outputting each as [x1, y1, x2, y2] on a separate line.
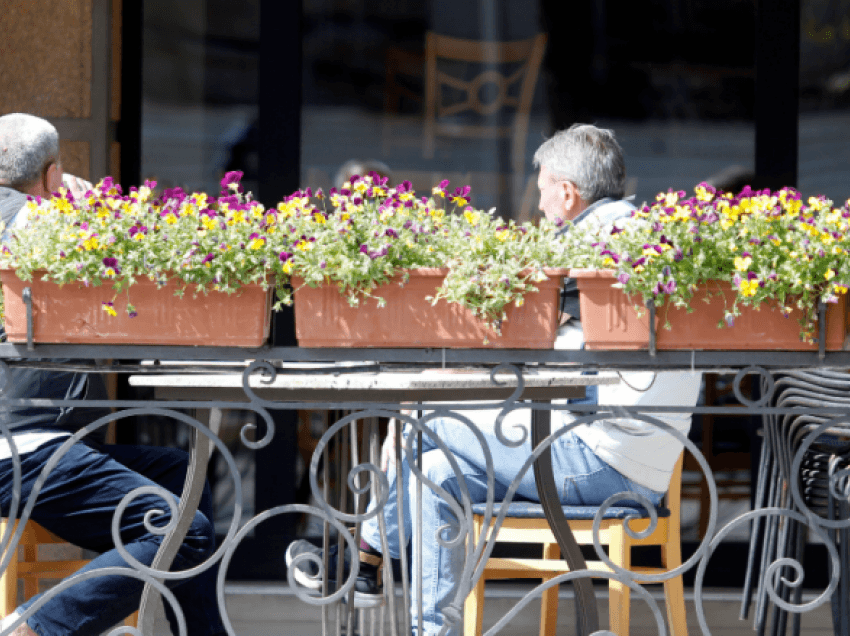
[555, 322, 702, 493]
[556, 198, 703, 493]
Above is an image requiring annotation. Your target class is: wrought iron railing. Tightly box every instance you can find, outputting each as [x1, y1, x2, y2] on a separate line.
[0, 344, 848, 636]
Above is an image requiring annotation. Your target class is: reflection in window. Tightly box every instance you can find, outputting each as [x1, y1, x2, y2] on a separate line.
[301, 0, 758, 220]
[141, 0, 260, 196]
[799, 0, 850, 202]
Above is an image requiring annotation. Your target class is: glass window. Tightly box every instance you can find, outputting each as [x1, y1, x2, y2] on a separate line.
[301, 0, 756, 220]
[141, 0, 260, 195]
[799, 0, 850, 203]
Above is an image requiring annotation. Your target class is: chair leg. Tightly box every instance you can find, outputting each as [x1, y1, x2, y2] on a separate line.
[661, 540, 689, 636]
[21, 544, 37, 602]
[463, 572, 486, 636]
[539, 542, 560, 636]
[0, 520, 18, 617]
[608, 525, 631, 636]
[464, 518, 486, 636]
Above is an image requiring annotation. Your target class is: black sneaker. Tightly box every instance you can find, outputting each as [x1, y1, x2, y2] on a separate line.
[285, 539, 384, 608]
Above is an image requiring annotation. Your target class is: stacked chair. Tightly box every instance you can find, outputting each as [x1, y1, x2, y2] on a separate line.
[743, 370, 850, 636]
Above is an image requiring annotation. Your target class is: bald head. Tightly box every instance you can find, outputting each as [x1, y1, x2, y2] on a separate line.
[0, 113, 61, 195]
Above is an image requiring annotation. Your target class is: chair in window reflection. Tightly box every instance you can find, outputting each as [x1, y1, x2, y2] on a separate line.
[422, 31, 547, 180]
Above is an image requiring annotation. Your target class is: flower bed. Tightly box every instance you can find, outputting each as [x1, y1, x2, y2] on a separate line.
[570, 184, 850, 346]
[570, 268, 849, 351]
[0, 172, 573, 347]
[274, 174, 573, 345]
[293, 268, 569, 348]
[0, 269, 272, 346]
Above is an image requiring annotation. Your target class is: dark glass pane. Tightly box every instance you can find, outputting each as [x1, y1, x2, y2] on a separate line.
[301, 0, 756, 220]
[799, 0, 850, 203]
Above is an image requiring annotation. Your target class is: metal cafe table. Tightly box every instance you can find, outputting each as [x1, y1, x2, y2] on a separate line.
[127, 357, 619, 636]
[0, 342, 618, 636]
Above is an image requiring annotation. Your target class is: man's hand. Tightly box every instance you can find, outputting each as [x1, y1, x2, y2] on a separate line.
[380, 411, 413, 472]
[62, 173, 93, 198]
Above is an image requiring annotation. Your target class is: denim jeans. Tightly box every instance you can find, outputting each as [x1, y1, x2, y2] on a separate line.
[0, 439, 226, 636]
[360, 405, 662, 636]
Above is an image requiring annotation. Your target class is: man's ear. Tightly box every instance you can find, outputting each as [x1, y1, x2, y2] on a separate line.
[43, 161, 62, 195]
[561, 181, 587, 220]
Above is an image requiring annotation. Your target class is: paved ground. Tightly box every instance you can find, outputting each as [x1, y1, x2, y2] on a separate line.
[143, 582, 836, 635]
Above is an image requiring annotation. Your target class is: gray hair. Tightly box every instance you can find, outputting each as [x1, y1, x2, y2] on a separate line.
[0, 113, 60, 189]
[333, 158, 392, 189]
[532, 124, 626, 202]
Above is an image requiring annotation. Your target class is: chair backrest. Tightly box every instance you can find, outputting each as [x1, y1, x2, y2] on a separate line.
[423, 31, 547, 176]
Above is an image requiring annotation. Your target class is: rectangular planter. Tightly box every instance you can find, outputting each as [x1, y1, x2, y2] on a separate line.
[292, 268, 569, 348]
[570, 269, 850, 351]
[0, 270, 273, 347]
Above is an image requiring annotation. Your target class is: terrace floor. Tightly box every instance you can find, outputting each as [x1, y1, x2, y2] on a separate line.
[145, 582, 835, 635]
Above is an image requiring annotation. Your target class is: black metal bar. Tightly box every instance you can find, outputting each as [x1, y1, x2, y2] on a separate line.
[118, 0, 143, 185]
[7, 343, 850, 368]
[754, 0, 800, 191]
[258, 0, 301, 206]
[819, 303, 826, 360]
[22, 287, 33, 351]
[531, 406, 599, 636]
[648, 299, 656, 357]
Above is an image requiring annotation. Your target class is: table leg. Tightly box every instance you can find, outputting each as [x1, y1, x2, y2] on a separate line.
[136, 407, 223, 632]
[531, 407, 599, 636]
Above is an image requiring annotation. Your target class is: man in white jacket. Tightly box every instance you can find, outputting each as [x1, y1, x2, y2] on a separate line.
[287, 124, 702, 635]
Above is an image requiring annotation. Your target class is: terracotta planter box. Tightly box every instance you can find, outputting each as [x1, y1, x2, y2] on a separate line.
[292, 268, 569, 348]
[570, 268, 850, 351]
[0, 270, 273, 347]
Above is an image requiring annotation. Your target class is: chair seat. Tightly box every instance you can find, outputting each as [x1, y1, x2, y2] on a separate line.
[470, 501, 671, 520]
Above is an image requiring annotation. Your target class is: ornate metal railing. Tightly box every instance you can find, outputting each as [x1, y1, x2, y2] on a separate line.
[1, 344, 849, 636]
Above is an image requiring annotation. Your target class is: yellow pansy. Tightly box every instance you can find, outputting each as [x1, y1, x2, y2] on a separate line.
[464, 210, 480, 226]
[739, 279, 759, 297]
[734, 256, 752, 271]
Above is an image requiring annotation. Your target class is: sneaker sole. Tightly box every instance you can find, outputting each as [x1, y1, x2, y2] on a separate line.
[286, 543, 385, 608]
[347, 591, 384, 609]
[292, 570, 384, 608]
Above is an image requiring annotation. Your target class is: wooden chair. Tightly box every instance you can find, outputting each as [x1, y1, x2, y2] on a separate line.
[464, 453, 687, 636]
[0, 518, 138, 627]
[423, 31, 547, 178]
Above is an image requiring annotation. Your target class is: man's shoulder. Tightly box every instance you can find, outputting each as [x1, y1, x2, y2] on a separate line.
[0, 186, 28, 227]
[578, 198, 636, 231]
[592, 198, 635, 222]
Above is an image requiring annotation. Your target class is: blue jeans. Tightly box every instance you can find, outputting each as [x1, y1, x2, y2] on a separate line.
[361, 407, 662, 636]
[0, 439, 226, 636]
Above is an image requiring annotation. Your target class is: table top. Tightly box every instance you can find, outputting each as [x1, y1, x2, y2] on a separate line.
[129, 365, 619, 402]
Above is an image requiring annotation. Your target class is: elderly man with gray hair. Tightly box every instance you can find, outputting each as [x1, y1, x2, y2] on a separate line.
[286, 123, 702, 636]
[0, 113, 226, 636]
[0, 113, 64, 227]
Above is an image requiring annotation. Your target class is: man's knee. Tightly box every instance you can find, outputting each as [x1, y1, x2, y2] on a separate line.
[420, 451, 464, 501]
[183, 510, 216, 564]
